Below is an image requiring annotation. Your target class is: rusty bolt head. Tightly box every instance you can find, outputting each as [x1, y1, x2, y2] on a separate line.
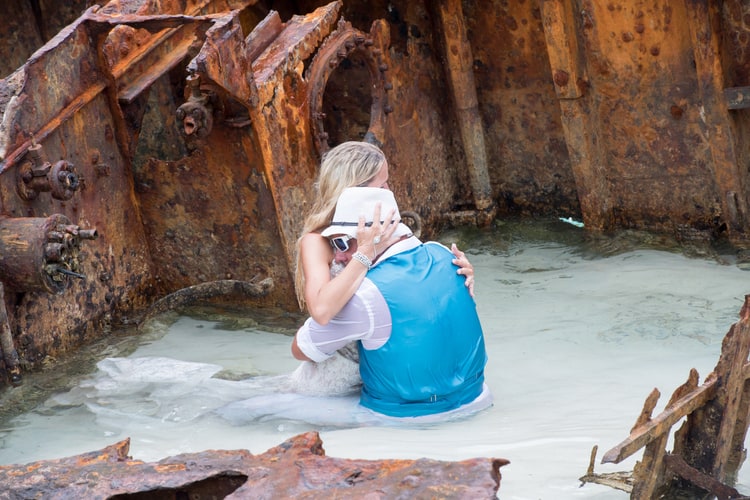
[553, 70, 570, 87]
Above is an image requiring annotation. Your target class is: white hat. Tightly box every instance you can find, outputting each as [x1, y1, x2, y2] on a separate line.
[321, 187, 413, 239]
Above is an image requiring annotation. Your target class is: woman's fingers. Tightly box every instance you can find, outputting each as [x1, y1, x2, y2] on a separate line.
[451, 243, 475, 298]
[383, 208, 399, 237]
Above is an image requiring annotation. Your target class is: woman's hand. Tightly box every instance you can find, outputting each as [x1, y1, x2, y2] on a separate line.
[356, 203, 400, 260]
[451, 243, 475, 298]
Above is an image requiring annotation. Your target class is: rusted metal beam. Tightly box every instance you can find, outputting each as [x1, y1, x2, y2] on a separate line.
[188, 12, 257, 107]
[540, 0, 612, 232]
[245, 1, 342, 275]
[686, 0, 748, 235]
[435, 0, 494, 220]
[540, 0, 584, 100]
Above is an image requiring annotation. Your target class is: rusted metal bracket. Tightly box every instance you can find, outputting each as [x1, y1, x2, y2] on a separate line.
[16, 141, 80, 201]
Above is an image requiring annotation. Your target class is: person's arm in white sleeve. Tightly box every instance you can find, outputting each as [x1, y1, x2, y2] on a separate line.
[292, 279, 391, 361]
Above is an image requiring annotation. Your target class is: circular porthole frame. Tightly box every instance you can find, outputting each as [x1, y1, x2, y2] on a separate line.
[306, 18, 393, 157]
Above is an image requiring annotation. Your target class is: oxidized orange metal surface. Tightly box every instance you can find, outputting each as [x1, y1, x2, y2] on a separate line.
[0, 432, 507, 497]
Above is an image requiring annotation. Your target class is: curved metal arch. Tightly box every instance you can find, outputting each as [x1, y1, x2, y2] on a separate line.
[306, 18, 392, 157]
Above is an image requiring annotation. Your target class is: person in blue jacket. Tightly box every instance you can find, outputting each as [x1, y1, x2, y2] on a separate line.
[292, 186, 491, 418]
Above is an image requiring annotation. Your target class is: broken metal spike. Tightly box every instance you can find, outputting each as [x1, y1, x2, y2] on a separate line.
[54, 266, 86, 279]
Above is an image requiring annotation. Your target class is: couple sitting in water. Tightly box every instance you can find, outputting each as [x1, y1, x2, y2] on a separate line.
[292, 141, 491, 419]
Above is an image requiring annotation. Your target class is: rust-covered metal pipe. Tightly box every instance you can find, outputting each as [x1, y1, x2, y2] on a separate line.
[0, 214, 97, 384]
[0, 214, 97, 294]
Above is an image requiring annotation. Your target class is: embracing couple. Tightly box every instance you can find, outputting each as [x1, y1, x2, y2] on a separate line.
[292, 141, 491, 419]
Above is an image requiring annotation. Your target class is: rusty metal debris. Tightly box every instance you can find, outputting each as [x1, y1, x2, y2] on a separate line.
[0, 431, 508, 498]
[582, 295, 750, 499]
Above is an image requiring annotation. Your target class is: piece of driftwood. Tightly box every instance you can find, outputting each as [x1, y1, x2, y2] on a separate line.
[0, 431, 508, 499]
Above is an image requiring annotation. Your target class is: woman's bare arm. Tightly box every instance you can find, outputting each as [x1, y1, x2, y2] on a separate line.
[302, 204, 398, 325]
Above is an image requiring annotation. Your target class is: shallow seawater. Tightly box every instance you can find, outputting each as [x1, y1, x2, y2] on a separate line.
[1, 218, 750, 499]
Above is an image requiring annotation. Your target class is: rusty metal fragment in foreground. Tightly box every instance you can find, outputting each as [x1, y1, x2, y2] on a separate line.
[0, 431, 508, 498]
[582, 295, 750, 499]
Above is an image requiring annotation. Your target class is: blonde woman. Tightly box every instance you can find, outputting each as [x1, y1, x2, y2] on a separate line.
[295, 141, 475, 325]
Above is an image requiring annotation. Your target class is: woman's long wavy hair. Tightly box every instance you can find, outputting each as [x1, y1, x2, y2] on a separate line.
[294, 141, 387, 310]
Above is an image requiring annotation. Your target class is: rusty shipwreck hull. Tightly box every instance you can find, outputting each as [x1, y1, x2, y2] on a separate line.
[1, 0, 750, 386]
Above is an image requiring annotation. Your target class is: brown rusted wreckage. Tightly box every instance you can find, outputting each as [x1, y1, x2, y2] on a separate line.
[3, 0, 750, 497]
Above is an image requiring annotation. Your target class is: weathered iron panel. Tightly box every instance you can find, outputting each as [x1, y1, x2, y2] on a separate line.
[465, 0, 579, 217]
[133, 124, 295, 307]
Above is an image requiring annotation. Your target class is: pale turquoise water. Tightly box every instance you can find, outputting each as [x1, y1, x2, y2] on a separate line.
[1, 219, 748, 499]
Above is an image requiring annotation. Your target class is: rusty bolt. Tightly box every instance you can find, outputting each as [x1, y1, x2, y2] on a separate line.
[78, 229, 98, 240]
[364, 39, 374, 46]
[345, 41, 354, 50]
[553, 69, 570, 87]
[337, 50, 347, 59]
[319, 132, 329, 140]
[45, 243, 65, 262]
[329, 59, 337, 68]
[47, 231, 64, 242]
[62, 233, 75, 249]
[379, 64, 388, 72]
[21, 169, 33, 183]
[384, 105, 394, 114]
[385, 82, 393, 90]
[354, 35, 365, 44]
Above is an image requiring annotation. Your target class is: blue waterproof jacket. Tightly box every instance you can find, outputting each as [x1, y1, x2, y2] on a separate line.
[359, 243, 487, 417]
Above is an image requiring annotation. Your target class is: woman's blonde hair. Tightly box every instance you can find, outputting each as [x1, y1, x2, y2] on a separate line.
[294, 141, 387, 309]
